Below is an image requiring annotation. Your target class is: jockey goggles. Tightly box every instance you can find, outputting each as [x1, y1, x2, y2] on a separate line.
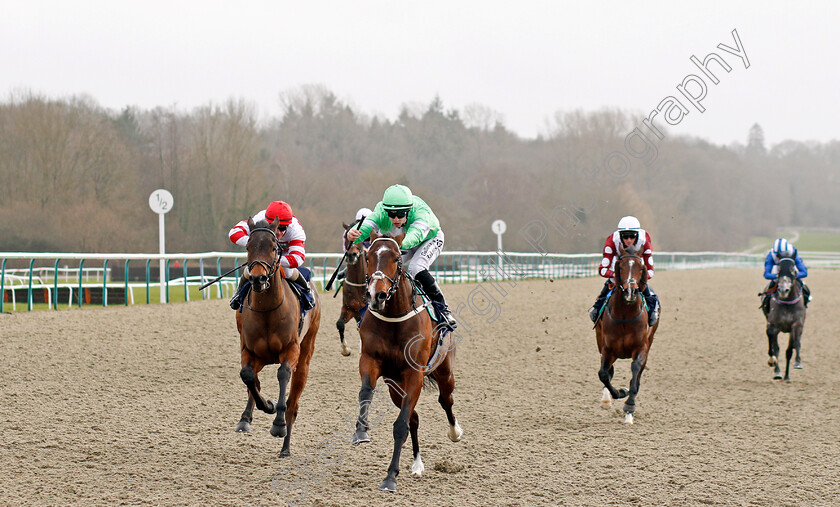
[386, 209, 410, 219]
[619, 231, 638, 241]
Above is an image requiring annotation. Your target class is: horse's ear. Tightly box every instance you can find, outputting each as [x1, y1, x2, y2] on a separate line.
[247, 216, 256, 229]
[394, 232, 405, 247]
[269, 215, 280, 232]
[617, 242, 626, 256]
[342, 222, 352, 231]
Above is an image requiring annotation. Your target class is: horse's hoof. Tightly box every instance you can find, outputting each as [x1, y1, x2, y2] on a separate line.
[600, 388, 612, 409]
[773, 371, 783, 380]
[263, 400, 276, 414]
[270, 424, 287, 438]
[616, 388, 629, 399]
[340, 344, 351, 357]
[352, 431, 370, 445]
[794, 361, 803, 369]
[379, 478, 397, 492]
[624, 413, 634, 425]
[768, 356, 777, 367]
[448, 421, 463, 442]
[234, 421, 251, 433]
[280, 448, 291, 458]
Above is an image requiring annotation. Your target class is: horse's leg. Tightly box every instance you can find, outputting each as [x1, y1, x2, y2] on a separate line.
[270, 362, 292, 439]
[387, 385, 423, 477]
[766, 324, 782, 379]
[380, 375, 423, 492]
[353, 355, 382, 445]
[235, 393, 256, 433]
[599, 354, 627, 401]
[240, 351, 276, 414]
[623, 348, 649, 425]
[793, 320, 805, 369]
[278, 335, 310, 457]
[602, 364, 617, 408]
[785, 321, 805, 381]
[337, 306, 354, 356]
[433, 355, 463, 442]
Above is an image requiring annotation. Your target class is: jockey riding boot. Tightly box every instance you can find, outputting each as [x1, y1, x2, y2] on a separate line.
[800, 280, 811, 307]
[589, 282, 610, 323]
[229, 276, 251, 311]
[642, 285, 659, 326]
[290, 271, 315, 311]
[415, 270, 457, 329]
[760, 280, 777, 315]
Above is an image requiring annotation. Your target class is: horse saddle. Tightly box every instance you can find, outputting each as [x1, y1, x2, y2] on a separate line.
[286, 267, 315, 321]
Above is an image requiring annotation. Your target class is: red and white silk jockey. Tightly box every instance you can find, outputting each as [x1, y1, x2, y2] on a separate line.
[590, 216, 660, 326]
[227, 200, 313, 310]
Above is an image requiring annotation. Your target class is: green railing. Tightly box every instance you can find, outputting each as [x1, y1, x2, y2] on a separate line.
[2, 250, 838, 312]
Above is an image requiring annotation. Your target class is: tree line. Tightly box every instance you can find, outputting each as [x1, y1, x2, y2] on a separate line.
[1, 86, 838, 254]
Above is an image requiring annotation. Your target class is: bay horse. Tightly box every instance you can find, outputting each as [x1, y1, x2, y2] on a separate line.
[336, 222, 369, 357]
[595, 243, 658, 425]
[336, 224, 406, 357]
[234, 216, 321, 458]
[765, 257, 806, 381]
[351, 237, 462, 492]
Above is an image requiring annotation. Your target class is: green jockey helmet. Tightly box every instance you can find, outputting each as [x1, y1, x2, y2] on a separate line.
[382, 184, 413, 211]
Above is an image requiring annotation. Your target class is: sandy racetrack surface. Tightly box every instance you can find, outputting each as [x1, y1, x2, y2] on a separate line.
[2, 269, 839, 506]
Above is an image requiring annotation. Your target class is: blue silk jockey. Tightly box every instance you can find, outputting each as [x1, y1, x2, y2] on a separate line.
[760, 238, 811, 316]
[346, 184, 457, 329]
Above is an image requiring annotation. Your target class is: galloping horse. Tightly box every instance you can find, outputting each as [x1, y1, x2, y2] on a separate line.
[351, 237, 462, 492]
[765, 257, 806, 381]
[234, 216, 321, 457]
[336, 222, 369, 356]
[595, 243, 659, 425]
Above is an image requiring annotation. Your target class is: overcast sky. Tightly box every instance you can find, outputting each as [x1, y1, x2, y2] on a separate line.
[2, 1, 837, 146]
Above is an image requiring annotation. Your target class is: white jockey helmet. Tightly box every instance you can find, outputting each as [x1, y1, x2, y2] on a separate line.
[617, 216, 641, 231]
[617, 216, 641, 241]
[773, 238, 794, 258]
[355, 208, 373, 221]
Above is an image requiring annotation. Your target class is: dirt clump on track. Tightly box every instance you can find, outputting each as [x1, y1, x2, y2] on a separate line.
[2, 269, 839, 506]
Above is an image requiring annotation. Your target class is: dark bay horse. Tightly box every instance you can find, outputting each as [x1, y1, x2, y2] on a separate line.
[765, 257, 806, 381]
[595, 244, 658, 425]
[336, 222, 369, 357]
[234, 217, 321, 457]
[351, 237, 462, 492]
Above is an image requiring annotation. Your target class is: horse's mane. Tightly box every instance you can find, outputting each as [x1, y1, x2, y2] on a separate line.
[778, 257, 797, 278]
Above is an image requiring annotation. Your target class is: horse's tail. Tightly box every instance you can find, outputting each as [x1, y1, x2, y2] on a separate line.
[422, 374, 439, 391]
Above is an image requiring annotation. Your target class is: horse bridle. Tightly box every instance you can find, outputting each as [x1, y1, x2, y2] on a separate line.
[246, 227, 282, 286]
[366, 238, 404, 303]
[615, 253, 645, 292]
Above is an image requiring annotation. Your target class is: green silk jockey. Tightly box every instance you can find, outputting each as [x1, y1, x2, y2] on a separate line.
[346, 184, 457, 329]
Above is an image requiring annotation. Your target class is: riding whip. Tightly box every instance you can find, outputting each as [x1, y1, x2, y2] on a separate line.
[325, 215, 366, 291]
[199, 261, 248, 290]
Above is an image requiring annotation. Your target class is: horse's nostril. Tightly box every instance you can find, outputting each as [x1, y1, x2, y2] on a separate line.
[376, 292, 387, 302]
